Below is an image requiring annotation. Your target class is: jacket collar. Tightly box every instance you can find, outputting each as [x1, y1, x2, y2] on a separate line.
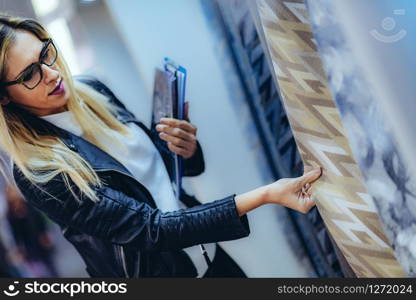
[19, 107, 140, 177]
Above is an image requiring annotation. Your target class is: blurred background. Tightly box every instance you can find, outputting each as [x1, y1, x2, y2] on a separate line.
[0, 0, 346, 277]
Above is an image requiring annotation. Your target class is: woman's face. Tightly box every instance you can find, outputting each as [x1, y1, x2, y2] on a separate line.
[3, 30, 70, 116]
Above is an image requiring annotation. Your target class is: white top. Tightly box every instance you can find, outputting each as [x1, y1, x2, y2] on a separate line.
[41, 111, 215, 277]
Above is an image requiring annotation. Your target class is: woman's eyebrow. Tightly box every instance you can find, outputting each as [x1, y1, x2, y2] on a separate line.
[13, 42, 46, 80]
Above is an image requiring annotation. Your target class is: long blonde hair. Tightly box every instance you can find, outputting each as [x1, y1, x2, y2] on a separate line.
[0, 15, 132, 203]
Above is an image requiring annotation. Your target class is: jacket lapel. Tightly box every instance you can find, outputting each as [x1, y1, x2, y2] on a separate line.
[22, 109, 134, 176]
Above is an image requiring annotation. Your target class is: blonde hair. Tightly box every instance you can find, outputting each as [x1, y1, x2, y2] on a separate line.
[0, 15, 132, 203]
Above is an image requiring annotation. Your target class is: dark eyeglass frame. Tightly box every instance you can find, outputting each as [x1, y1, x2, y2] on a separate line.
[3, 38, 58, 90]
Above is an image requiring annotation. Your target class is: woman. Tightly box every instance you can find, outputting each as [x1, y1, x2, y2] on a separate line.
[0, 15, 322, 278]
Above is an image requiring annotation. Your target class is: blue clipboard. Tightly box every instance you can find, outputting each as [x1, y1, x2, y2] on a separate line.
[151, 58, 186, 201]
[164, 58, 186, 201]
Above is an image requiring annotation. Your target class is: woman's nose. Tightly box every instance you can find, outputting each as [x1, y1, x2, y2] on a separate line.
[41, 64, 60, 84]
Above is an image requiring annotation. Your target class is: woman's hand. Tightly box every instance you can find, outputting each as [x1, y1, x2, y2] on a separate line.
[234, 167, 322, 216]
[263, 167, 322, 213]
[155, 103, 198, 159]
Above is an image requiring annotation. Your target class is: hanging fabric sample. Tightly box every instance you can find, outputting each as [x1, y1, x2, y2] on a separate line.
[211, 0, 344, 277]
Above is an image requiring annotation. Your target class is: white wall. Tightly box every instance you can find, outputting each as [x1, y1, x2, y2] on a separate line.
[101, 0, 311, 277]
[75, 0, 149, 123]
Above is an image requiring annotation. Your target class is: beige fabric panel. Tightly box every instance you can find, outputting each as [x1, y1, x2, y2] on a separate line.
[256, 0, 405, 277]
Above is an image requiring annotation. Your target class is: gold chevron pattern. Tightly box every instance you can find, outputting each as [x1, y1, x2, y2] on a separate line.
[256, 0, 405, 277]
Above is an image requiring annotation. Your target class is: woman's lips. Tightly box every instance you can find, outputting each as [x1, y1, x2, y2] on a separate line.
[49, 79, 64, 96]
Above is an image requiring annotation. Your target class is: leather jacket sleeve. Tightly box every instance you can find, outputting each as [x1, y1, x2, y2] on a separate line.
[13, 168, 250, 253]
[182, 141, 205, 176]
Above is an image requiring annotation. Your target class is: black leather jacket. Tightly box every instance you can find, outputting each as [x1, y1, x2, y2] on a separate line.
[12, 77, 250, 277]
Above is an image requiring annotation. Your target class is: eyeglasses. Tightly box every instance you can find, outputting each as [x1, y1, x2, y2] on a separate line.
[3, 38, 58, 90]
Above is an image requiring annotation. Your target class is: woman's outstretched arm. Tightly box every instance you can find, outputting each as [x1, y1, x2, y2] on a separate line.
[13, 164, 321, 253]
[235, 167, 322, 216]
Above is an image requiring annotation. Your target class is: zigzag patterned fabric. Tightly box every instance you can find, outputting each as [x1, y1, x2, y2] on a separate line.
[256, 0, 405, 277]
